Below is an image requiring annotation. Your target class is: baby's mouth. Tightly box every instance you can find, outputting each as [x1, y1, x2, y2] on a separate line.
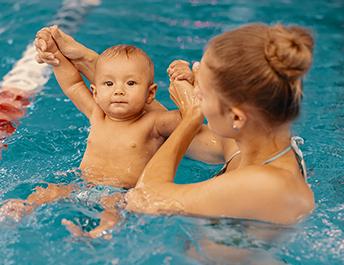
[111, 100, 128, 104]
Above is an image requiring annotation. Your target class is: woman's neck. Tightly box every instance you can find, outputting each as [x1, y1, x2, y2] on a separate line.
[235, 122, 292, 168]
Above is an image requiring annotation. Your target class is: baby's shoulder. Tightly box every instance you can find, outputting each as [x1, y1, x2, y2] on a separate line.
[141, 110, 166, 122]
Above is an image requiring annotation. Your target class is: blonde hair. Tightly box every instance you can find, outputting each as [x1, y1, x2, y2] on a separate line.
[98, 45, 154, 84]
[206, 23, 314, 125]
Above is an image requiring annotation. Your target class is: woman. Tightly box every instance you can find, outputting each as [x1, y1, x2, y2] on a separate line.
[124, 23, 315, 225]
[35, 23, 314, 224]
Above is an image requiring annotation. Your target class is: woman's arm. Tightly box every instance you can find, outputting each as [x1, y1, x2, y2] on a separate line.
[169, 80, 237, 164]
[125, 107, 306, 224]
[36, 27, 96, 118]
[187, 125, 240, 164]
[137, 111, 204, 187]
[126, 125, 304, 225]
[36, 26, 98, 82]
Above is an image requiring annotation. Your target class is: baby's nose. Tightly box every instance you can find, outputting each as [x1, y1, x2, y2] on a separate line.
[113, 87, 125, 96]
[114, 90, 125, 96]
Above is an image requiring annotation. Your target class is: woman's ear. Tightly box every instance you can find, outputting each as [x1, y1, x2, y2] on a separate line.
[90, 84, 98, 102]
[230, 107, 247, 130]
[146, 83, 157, 104]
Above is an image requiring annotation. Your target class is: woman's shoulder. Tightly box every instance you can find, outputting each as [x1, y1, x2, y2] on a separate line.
[228, 163, 313, 223]
[223, 164, 309, 197]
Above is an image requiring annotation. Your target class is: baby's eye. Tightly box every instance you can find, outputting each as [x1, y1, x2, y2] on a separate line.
[104, 81, 113, 86]
[127, 80, 137, 86]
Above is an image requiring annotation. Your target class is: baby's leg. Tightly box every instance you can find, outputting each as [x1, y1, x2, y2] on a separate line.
[27, 183, 74, 205]
[0, 183, 74, 222]
[62, 193, 123, 239]
[62, 209, 119, 239]
[0, 199, 34, 222]
[88, 209, 120, 239]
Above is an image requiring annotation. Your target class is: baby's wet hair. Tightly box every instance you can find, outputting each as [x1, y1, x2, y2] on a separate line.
[99, 45, 154, 84]
[206, 23, 314, 126]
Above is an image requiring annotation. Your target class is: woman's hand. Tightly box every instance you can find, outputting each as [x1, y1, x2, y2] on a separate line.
[35, 26, 87, 66]
[167, 60, 194, 84]
[169, 62, 203, 121]
[35, 27, 59, 65]
[169, 80, 203, 125]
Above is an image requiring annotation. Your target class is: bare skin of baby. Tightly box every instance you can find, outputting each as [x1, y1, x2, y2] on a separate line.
[0, 27, 181, 238]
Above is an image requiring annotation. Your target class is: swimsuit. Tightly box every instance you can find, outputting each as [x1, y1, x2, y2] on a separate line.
[213, 136, 307, 179]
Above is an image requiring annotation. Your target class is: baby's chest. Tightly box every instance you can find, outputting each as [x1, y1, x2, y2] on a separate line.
[87, 124, 159, 153]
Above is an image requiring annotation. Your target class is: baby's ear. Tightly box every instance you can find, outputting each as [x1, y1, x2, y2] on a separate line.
[146, 83, 157, 104]
[90, 84, 98, 101]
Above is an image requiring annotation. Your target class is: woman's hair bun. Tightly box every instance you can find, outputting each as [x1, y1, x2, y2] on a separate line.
[265, 24, 314, 80]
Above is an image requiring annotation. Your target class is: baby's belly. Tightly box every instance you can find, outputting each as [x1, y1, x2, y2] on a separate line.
[79, 151, 151, 188]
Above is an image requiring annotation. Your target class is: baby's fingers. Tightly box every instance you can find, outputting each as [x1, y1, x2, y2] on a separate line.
[35, 34, 51, 50]
[36, 27, 52, 41]
[35, 54, 44, 64]
[35, 27, 50, 37]
[192, 61, 200, 73]
[34, 38, 46, 52]
[169, 59, 189, 69]
[36, 52, 59, 66]
[167, 66, 174, 76]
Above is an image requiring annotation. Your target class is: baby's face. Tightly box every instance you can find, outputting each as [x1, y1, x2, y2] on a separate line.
[92, 55, 154, 120]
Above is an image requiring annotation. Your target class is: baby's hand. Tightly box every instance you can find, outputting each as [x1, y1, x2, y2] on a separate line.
[0, 199, 33, 222]
[167, 60, 194, 85]
[35, 26, 59, 64]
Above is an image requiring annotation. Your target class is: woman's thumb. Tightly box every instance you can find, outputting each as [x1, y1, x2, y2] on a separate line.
[50, 25, 63, 45]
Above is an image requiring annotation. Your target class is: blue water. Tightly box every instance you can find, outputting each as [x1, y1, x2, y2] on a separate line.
[0, 0, 343, 264]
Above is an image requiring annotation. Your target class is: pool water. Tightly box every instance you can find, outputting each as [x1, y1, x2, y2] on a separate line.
[0, 0, 343, 264]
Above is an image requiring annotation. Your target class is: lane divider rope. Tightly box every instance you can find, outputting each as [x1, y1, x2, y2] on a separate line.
[0, 0, 100, 156]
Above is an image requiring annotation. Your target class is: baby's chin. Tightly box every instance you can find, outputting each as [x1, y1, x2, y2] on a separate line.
[106, 109, 144, 122]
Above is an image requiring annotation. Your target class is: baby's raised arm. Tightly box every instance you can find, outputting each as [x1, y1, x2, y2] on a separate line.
[154, 110, 182, 138]
[36, 27, 97, 119]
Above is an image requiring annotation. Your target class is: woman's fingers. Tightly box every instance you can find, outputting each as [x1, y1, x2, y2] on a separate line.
[175, 73, 193, 82]
[171, 71, 181, 80]
[169, 83, 181, 107]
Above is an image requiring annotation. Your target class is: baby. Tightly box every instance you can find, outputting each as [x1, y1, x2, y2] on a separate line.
[0, 27, 181, 237]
